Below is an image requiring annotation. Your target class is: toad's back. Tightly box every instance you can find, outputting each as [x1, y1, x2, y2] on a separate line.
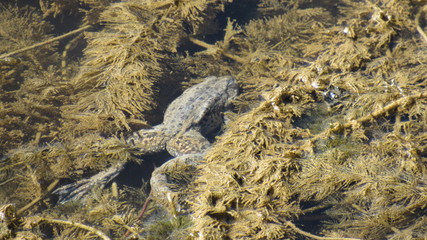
[161, 76, 238, 136]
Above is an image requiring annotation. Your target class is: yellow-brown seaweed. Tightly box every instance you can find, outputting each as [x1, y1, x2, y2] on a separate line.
[0, 0, 426, 239]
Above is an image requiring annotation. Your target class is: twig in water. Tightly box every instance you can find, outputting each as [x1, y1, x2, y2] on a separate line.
[0, 25, 91, 59]
[285, 221, 361, 240]
[37, 217, 111, 240]
[415, 5, 427, 44]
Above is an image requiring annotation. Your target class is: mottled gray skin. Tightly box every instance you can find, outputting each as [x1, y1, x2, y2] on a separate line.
[54, 76, 238, 203]
[127, 76, 238, 156]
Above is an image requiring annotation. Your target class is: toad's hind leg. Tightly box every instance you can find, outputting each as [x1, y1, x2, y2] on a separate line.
[150, 153, 203, 213]
[53, 127, 169, 203]
[53, 163, 125, 203]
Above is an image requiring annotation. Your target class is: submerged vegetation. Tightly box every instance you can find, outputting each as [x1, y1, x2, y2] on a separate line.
[0, 0, 427, 239]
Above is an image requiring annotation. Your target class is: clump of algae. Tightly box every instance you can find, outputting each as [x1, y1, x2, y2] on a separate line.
[0, 0, 230, 239]
[59, 0, 230, 137]
[0, 3, 66, 156]
[0, 0, 426, 239]
[186, 0, 427, 239]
